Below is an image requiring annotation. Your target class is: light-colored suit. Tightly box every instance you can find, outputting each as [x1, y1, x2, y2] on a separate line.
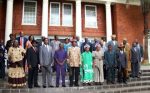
[39, 44, 53, 86]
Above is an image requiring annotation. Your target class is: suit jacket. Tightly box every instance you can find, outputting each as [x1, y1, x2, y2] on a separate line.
[104, 50, 116, 68]
[0, 44, 5, 62]
[16, 37, 28, 49]
[130, 47, 140, 63]
[27, 47, 39, 67]
[116, 51, 127, 70]
[107, 40, 118, 51]
[136, 44, 143, 59]
[39, 44, 53, 67]
[68, 46, 81, 67]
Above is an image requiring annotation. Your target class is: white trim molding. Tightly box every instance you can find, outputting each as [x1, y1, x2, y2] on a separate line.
[62, 3, 73, 27]
[85, 5, 98, 28]
[22, 0, 37, 25]
[49, 2, 61, 26]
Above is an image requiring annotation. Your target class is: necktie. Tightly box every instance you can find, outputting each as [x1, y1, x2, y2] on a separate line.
[47, 45, 49, 52]
[20, 37, 23, 47]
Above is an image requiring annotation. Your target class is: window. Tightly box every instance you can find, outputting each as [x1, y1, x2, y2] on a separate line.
[22, 0, 37, 25]
[62, 3, 73, 26]
[85, 5, 97, 28]
[50, 2, 60, 26]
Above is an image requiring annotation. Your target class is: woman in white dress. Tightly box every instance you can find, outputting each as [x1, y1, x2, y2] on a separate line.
[92, 43, 104, 85]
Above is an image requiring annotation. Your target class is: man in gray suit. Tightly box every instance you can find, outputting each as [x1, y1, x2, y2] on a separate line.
[107, 35, 118, 52]
[39, 38, 54, 88]
[130, 42, 141, 78]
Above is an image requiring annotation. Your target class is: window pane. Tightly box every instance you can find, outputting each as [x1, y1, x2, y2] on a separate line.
[62, 4, 72, 26]
[85, 6, 97, 28]
[50, 3, 60, 25]
[23, 1, 36, 24]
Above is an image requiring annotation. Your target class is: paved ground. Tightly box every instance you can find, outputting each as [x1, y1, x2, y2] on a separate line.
[0, 65, 149, 93]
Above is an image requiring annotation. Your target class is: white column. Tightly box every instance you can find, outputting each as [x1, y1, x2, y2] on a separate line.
[105, 2, 112, 42]
[41, 0, 48, 37]
[76, 0, 82, 41]
[5, 0, 14, 44]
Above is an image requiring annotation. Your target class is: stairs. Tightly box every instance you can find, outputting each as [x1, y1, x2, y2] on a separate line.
[0, 66, 150, 93]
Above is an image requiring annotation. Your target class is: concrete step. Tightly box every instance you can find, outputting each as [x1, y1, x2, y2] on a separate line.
[0, 84, 150, 93]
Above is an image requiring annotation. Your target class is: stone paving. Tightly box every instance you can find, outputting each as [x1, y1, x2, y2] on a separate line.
[0, 66, 150, 93]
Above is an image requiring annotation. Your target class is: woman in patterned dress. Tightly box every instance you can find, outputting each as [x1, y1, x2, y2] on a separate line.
[8, 40, 26, 88]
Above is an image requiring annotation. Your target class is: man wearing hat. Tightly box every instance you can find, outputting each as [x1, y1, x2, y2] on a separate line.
[116, 43, 127, 84]
[68, 39, 81, 87]
[26, 40, 40, 88]
[107, 34, 118, 52]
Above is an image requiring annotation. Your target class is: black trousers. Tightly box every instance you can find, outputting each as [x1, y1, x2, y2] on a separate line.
[0, 60, 5, 79]
[69, 67, 79, 86]
[28, 67, 38, 87]
[118, 67, 127, 83]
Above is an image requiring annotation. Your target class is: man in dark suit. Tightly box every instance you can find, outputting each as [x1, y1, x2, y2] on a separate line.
[107, 35, 118, 52]
[6, 34, 15, 52]
[16, 31, 28, 71]
[116, 43, 127, 84]
[27, 40, 40, 88]
[130, 42, 141, 78]
[16, 32, 28, 48]
[104, 44, 117, 84]
[135, 39, 143, 74]
[0, 40, 6, 79]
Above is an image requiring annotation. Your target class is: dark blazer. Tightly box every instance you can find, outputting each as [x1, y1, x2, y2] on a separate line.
[130, 47, 140, 63]
[6, 40, 13, 52]
[104, 50, 117, 68]
[107, 40, 118, 51]
[27, 47, 39, 67]
[136, 44, 143, 59]
[0, 44, 5, 62]
[116, 51, 127, 71]
[16, 37, 28, 48]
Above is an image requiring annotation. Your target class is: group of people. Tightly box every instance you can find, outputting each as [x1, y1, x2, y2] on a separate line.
[0, 32, 143, 89]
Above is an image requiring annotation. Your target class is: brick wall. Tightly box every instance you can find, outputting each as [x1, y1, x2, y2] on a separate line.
[12, 0, 106, 38]
[0, 0, 6, 40]
[13, 0, 42, 36]
[113, 4, 145, 45]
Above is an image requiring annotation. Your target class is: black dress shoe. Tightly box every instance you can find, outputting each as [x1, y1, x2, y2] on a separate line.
[111, 81, 115, 84]
[124, 82, 127, 84]
[74, 84, 79, 87]
[48, 85, 54, 88]
[62, 85, 66, 87]
[28, 86, 33, 89]
[56, 85, 59, 88]
[43, 86, 46, 88]
[34, 85, 40, 88]
[69, 84, 73, 87]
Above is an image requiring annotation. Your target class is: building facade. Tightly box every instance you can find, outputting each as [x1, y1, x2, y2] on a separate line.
[0, 0, 149, 44]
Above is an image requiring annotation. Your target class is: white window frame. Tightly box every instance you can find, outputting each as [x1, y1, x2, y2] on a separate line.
[85, 5, 98, 28]
[62, 3, 73, 27]
[49, 2, 60, 26]
[22, 0, 37, 25]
